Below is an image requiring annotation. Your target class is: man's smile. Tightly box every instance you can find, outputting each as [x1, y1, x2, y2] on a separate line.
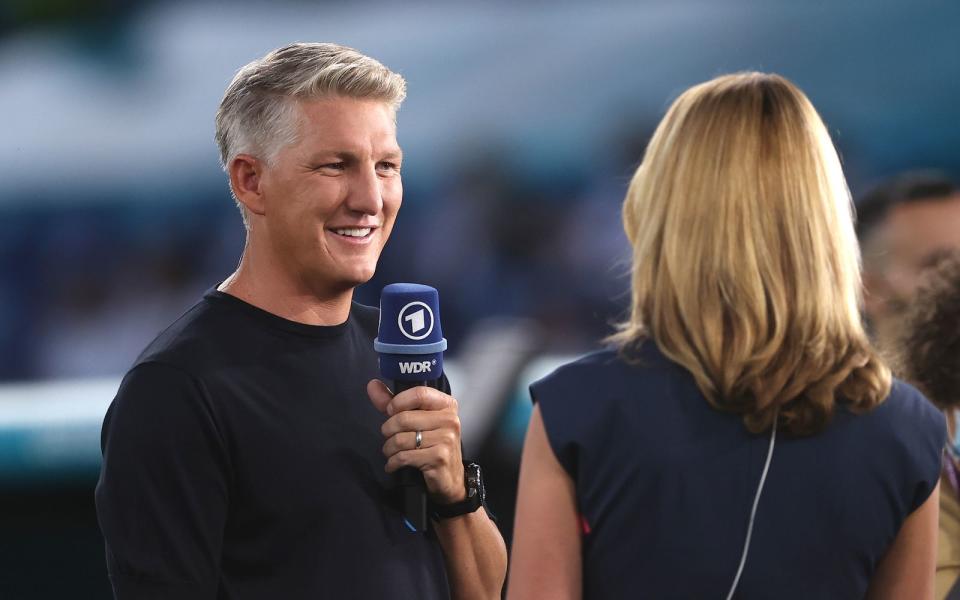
[327, 225, 377, 245]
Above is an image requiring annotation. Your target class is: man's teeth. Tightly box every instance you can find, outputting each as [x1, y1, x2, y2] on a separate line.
[333, 227, 371, 237]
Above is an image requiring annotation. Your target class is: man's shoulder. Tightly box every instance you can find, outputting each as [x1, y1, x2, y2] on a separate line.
[132, 291, 232, 375]
[127, 295, 380, 379]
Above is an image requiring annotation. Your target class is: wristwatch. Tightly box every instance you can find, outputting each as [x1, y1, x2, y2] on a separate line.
[431, 462, 485, 520]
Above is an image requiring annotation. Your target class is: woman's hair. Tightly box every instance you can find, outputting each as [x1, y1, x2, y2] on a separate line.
[897, 250, 960, 409]
[609, 72, 890, 435]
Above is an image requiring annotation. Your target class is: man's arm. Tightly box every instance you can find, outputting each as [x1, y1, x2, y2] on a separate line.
[369, 380, 508, 600]
[96, 362, 229, 599]
[433, 504, 508, 600]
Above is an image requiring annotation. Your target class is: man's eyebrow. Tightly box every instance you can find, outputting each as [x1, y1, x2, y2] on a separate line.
[380, 149, 403, 161]
[305, 150, 358, 162]
[305, 149, 403, 162]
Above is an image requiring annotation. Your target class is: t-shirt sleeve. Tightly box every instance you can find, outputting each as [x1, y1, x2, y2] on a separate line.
[95, 361, 230, 599]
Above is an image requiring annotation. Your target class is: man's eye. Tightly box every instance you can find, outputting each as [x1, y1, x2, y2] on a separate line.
[377, 162, 400, 174]
[315, 162, 345, 171]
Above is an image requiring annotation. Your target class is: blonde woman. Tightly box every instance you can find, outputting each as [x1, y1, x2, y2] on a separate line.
[508, 73, 944, 599]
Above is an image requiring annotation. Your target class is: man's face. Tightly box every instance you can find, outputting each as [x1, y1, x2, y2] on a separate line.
[256, 97, 402, 295]
[863, 194, 960, 348]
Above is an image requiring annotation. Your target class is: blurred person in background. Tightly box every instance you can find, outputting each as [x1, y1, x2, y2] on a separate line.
[507, 73, 944, 599]
[897, 250, 960, 600]
[94, 43, 505, 599]
[857, 172, 960, 354]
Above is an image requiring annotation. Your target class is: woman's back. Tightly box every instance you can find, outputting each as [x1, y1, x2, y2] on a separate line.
[531, 343, 944, 598]
[508, 72, 943, 599]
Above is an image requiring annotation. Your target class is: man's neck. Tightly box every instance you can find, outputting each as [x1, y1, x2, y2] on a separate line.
[218, 247, 353, 326]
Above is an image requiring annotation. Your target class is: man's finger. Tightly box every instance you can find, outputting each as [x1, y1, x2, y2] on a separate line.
[367, 379, 394, 415]
[381, 410, 460, 439]
[388, 385, 456, 414]
[384, 445, 455, 474]
[382, 430, 421, 457]
[380, 410, 460, 438]
[382, 428, 459, 457]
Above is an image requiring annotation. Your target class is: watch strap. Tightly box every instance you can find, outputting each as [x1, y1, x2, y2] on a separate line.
[430, 462, 484, 520]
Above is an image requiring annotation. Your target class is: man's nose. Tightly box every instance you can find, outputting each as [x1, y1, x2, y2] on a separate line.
[345, 166, 384, 215]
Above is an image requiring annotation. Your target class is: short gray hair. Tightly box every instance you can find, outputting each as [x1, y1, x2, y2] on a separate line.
[215, 42, 407, 225]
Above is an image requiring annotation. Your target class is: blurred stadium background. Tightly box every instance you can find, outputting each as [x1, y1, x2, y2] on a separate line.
[1, 0, 958, 597]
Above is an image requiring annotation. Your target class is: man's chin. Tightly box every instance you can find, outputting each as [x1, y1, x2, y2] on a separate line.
[336, 265, 378, 290]
[296, 261, 377, 298]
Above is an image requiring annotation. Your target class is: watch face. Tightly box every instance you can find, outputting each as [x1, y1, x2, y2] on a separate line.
[466, 463, 483, 503]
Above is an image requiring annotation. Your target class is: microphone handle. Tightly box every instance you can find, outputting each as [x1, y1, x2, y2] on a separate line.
[393, 378, 443, 532]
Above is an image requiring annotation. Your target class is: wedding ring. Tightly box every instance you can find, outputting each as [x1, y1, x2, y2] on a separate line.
[415, 430, 423, 450]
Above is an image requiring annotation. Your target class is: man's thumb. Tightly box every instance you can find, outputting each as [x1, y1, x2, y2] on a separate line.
[367, 379, 394, 415]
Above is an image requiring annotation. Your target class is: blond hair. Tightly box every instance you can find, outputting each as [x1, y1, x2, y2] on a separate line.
[215, 42, 407, 226]
[610, 72, 890, 435]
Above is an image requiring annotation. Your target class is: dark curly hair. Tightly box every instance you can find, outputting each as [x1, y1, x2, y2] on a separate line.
[897, 250, 960, 409]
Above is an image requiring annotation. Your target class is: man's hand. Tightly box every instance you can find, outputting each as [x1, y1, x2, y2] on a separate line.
[369, 379, 508, 598]
[367, 380, 466, 504]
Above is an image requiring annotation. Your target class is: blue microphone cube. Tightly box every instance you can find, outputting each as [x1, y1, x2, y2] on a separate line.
[374, 283, 448, 382]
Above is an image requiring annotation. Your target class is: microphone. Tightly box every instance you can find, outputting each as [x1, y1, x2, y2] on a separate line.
[374, 283, 448, 532]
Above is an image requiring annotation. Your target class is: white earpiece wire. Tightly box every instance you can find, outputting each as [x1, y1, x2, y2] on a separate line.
[725, 408, 779, 600]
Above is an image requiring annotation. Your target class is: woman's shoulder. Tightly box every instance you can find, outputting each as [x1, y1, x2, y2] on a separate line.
[825, 378, 944, 460]
[530, 341, 678, 401]
[539, 347, 621, 378]
[532, 347, 622, 390]
[868, 378, 945, 437]
[844, 378, 946, 512]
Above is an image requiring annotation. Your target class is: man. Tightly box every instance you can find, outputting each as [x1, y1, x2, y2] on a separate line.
[898, 250, 960, 600]
[95, 43, 507, 599]
[859, 173, 960, 600]
[857, 171, 960, 353]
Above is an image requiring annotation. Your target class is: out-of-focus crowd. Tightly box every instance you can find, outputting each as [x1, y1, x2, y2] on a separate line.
[855, 171, 960, 598]
[0, 135, 648, 382]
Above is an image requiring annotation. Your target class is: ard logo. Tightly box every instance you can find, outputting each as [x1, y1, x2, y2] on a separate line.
[397, 301, 435, 341]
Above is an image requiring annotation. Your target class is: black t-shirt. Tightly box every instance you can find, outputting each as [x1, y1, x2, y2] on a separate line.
[95, 289, 450, 599]
[531, 343, 946, 599]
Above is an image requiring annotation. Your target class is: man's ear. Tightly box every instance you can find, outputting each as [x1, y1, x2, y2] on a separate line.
[228, 154, 267, 217]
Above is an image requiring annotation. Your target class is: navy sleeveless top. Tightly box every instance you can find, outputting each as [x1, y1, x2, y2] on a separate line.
[530, 343, 945, 599]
